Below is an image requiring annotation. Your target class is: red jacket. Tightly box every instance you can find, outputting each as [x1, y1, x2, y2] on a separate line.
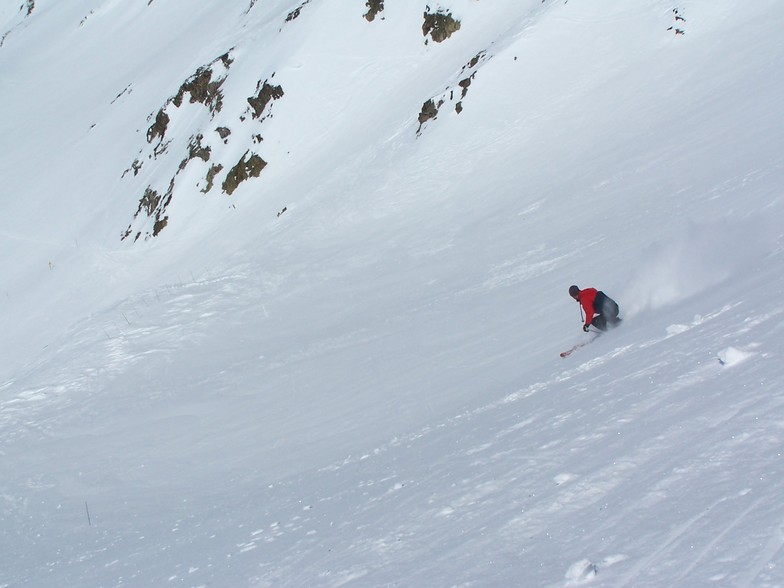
[577, 288, 598, 328]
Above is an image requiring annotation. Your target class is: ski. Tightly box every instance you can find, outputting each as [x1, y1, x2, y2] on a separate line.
[560, 342, 588, 358]
[560, 333, 602, 358]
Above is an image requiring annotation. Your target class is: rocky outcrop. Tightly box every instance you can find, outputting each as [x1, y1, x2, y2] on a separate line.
[364, 1, 384, 22]
[122, 46, 285, 241]
[423, 9, 461, 43]
[285, 1, 312, 23]
[247, 81, 284, 120]
[222, 152, 267, 196]
[416, 51, 487, 136]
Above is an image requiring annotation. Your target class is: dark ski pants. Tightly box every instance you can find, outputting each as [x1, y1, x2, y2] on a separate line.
[591, 291, 620, 331]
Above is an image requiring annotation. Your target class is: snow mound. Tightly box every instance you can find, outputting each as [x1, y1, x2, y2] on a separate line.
[565, 559, 598, 585]
[717, 346, 754, 367]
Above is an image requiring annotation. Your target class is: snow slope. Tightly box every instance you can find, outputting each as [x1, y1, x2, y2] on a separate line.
[1, 0, 783, 586]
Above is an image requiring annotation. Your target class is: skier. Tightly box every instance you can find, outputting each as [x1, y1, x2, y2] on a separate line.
[568, 285, 621, 332]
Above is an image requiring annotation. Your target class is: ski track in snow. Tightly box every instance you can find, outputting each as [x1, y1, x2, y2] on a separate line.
[223, 296, 784, 586]
[2, 250, 784, 586]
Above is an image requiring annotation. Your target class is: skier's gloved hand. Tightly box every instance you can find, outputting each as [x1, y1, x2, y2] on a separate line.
[583, 324, 590, 332]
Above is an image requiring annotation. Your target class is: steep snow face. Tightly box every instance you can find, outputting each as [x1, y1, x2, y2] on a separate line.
[2, 0, 784, 586]
[0, 0, 551, 372]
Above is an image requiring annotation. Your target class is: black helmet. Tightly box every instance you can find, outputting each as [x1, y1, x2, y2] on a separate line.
[568, 285, 580, 298]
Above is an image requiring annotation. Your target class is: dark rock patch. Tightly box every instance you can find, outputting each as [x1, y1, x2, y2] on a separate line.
[222, 151, 267, 195]
[423, 9, 460, 43]
[364, 0, 384, 22]
[247, 81, 284, 120]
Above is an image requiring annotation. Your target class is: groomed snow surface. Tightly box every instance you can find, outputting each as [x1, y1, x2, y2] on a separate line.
[1, 1, 784, 586]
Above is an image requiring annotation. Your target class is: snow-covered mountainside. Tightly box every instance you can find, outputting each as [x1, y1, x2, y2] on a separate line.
[2, 1, 783, 586]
